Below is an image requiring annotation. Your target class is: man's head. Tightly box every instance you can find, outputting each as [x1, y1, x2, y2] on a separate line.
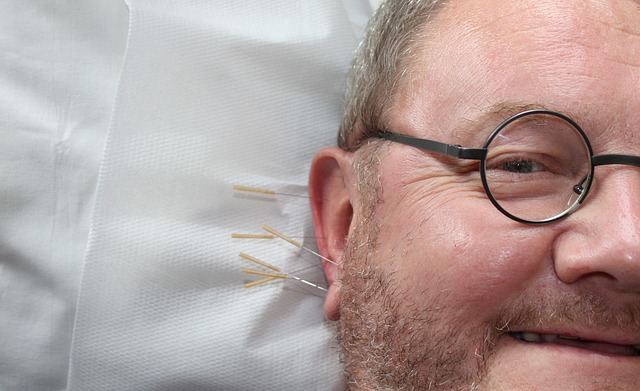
[310, 0, 640, 389]
[337, 0, 446, 151]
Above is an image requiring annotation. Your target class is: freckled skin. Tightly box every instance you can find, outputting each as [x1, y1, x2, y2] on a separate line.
[312, 0, 640, 389]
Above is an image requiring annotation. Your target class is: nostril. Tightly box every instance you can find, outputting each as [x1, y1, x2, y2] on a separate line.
[564, 271, 617, 284]
[554, 255, 617, 284]
[552, 168, 640, 291]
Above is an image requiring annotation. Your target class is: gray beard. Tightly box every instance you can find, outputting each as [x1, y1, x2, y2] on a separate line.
[335, 209, 495, 390]
[337, 248, 495, 390]
[336, 219, 640, 390]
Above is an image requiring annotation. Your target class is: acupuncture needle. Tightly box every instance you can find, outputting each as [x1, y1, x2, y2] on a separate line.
[261, 225, 337, 266]
[242, 268, 328, 292]
[233, 185, 310, 199]
[231, 233, 315, 241]
[243, 276, 278, 289]
[239, 252, 328, 292]
[231, 233, 275, 239]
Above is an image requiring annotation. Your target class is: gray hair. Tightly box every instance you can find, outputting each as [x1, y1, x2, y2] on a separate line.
[338, 0, 446, 151]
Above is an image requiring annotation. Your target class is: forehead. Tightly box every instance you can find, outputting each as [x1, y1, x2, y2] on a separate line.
[391, 0, 640, 147]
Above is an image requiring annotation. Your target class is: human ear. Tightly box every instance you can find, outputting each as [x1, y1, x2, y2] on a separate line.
[309, 148, 354, 321]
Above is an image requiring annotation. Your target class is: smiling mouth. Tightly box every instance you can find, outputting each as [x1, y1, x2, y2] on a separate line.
[509, 332, 640, 357]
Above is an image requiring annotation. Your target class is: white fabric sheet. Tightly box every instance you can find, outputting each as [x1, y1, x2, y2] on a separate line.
[2, 0, 382, 389]
[0, 1, 128, 389]
[67, 2, 372, 388]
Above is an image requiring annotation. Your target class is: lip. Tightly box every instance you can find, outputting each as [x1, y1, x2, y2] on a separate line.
[510, 328, 640, 347]
[508, 330, 640, 357]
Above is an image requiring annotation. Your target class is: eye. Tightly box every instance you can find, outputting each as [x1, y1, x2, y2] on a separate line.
[486, 151, 552, 176]
[501, 159, 542, 173]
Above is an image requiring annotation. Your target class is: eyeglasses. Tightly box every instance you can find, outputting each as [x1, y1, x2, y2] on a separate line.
[377, 109, 640, 224]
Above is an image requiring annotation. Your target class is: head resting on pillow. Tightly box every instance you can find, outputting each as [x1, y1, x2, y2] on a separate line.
[310, 0, 640, 389]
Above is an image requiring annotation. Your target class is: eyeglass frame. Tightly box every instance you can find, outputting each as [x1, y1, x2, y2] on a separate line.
[375, 109, 640, 224]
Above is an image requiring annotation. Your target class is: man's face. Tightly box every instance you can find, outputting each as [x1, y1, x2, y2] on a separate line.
[330, 0, 640, 389]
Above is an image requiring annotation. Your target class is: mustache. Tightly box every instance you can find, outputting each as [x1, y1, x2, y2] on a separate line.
[493, 290, 640, 336]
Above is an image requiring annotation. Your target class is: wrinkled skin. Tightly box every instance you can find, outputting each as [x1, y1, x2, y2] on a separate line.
[311, 0, 640, 389]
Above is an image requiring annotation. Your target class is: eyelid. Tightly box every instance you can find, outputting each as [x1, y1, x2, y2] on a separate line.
[485, 149, 579, 177]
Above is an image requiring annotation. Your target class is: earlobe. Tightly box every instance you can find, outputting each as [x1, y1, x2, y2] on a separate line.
[309, 147, 354, 321]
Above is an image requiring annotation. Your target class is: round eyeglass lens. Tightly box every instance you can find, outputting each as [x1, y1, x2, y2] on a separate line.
[481, 111, 593, 223]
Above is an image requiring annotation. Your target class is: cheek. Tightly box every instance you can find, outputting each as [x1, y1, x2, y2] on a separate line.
[376, 189, 556, 320]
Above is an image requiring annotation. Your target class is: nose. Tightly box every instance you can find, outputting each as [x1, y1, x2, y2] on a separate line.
[553, 169, 640, 293]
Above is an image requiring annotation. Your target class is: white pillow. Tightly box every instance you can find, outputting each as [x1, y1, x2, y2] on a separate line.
[0, 1, 128, 389]
[65, 1, 374, 390]
[1, 0, 380, 388]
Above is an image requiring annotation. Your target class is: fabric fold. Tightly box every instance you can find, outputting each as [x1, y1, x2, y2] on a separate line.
[68, 1, 374, 389]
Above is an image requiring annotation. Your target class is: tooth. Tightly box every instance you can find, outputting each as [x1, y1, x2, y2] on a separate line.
[558, 335, 579, 341]
[634, 345, 640, 350]
[542, 334, 558, 342]
[521, 332, 542, 342]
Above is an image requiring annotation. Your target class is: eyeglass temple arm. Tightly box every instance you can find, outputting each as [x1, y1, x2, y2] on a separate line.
[592, 154, 640, 167]
[573, 154, 640, 195]
[377, 131, 487, 160]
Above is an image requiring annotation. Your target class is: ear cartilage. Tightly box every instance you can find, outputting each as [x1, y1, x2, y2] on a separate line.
[261, 225, 337, 266]
[232, 233, 276, 239]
